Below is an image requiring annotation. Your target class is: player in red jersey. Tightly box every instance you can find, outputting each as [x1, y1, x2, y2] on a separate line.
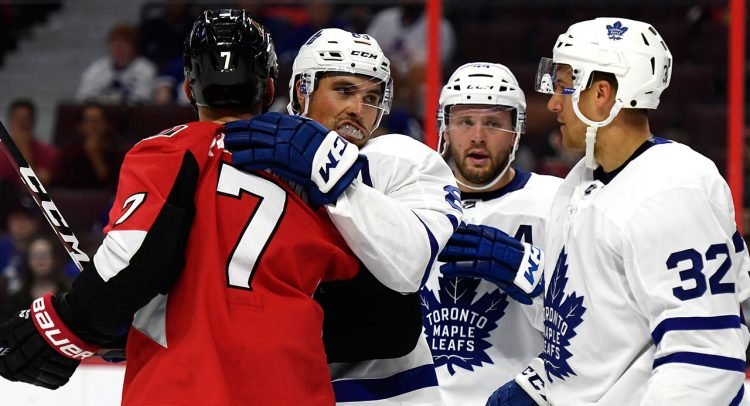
[0, 9, 360, 405]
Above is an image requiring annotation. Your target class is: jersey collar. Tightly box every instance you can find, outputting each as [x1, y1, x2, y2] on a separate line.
[460, 168, 531, 201]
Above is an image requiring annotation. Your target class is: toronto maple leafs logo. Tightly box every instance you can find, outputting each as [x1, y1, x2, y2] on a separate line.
[606, 21, 628, 40]
[420, 276, 508, 375]
[543, 248, 586, 382]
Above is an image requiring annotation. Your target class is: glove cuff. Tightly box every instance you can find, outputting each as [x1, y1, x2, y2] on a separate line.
[512, 242, 544, 295]
[30, 293, 101, 360]
[310, 131, 361, 193]
[514, 357, 550, 406]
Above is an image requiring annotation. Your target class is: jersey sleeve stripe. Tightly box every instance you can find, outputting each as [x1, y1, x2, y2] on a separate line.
[652, 351, 746, 373]
[331, 364, 438, 402]
[416, 215, 439, 287]
[732, 229, 745, 253]
[730, 385, 745, 406]
[651, 315, 741, 345]
[447, 213, 459, 230]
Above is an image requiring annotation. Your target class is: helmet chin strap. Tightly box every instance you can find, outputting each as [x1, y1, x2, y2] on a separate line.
[456, 160, 512, 192]
[571, 92, 624, 170]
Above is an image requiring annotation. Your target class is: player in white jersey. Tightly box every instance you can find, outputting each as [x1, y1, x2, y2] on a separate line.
[420, 62, 562, 406]
[226, 28, 461, 404]
[454, 17, 750, 405]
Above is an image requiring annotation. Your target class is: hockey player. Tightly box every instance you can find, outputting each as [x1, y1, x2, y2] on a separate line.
[225, 28, 462, 404]
[420, 62, 562, 406]
[0, 10, 363, 405]
[444, 18, 750, 405]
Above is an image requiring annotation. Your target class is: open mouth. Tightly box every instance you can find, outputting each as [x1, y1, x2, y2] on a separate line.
[466, 151, 489, 163]
[337, 123, 366, 141]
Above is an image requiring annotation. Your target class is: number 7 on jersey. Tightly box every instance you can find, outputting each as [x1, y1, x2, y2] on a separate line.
[217, 163, 287, 290]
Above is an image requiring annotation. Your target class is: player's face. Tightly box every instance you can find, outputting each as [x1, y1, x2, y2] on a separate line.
[447, 105, 516, 185]
[546, 64, 587, 151]
[303, 74, 384, 148]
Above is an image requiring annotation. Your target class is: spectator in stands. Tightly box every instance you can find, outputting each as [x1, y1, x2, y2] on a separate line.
[366, 1, 456, 118]
[139, 0, 194, 70]
[75, 23, 157, 105]
[56, 103, 123, 191]
[0, 98, 59, 186]
[5, 235, 70, 315]
[0, 201, 39, 295]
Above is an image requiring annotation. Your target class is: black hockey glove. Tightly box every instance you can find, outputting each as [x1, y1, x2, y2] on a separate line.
[0, 293, 101, 389]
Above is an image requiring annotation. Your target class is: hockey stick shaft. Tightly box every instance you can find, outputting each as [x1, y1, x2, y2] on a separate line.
[0, 122, 127, 359]
[0, 120, 89, 271]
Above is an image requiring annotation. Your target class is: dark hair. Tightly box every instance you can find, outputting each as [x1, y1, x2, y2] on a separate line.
[8, 98, 36, 121]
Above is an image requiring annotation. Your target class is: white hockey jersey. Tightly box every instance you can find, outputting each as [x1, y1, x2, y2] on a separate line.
[321, 133, 463, 404]
[542, 138, 750, 405]
[421, 169, 563, 406]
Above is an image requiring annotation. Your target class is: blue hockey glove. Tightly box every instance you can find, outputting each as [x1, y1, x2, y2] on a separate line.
[224, 112, 366, 206]
[486, 358, 549, 406]
[438, 223, 544, 305]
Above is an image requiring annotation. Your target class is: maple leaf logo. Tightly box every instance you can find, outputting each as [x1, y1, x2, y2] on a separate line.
[542, 248, 586, 382]
[606, 20, 628, 40]
[420, 276, 508, 375]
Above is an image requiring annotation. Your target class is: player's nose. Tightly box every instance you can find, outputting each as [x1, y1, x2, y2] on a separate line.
[547, 94, 562, 113]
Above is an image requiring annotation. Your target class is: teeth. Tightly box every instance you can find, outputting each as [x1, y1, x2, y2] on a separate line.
[337, 124, 364, 140]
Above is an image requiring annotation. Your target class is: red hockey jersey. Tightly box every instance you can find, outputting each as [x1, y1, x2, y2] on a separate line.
[92, 121, 357, 405]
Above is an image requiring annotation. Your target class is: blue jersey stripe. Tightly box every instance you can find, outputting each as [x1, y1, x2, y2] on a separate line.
[651, 315, 741, 345]
[416, 215, 439, 287]
[652, 351, 746, 373]
[732, 229, 745, 253]
[730, 384, 745, 406]
[332, 364, 439, 402]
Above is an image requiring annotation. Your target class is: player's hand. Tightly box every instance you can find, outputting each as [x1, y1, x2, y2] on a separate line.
[0, 294, 100, 389]
[486, 358, 549, 406]
[438, 223, 544, 304]
[225, 112, 366, 206]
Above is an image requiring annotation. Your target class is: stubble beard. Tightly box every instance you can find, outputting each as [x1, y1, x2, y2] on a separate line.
[453, 152, 509, 186]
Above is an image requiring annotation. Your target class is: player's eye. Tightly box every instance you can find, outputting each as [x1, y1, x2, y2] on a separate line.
[363, 94, 380, 105]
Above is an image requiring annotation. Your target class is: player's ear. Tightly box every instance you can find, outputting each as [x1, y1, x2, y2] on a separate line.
[264, 78, 275, 107]
[295, 79, 307, 112]
[183, 78, 194, 104]
[593, 79, 615, 109]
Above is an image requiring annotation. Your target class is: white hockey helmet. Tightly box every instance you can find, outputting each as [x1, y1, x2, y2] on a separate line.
[288, 28, 393, 130]
[534, 18, 672, 168]
[438, 62, 526, 190]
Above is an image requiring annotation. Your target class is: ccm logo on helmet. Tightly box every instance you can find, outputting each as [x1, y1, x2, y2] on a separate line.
[32, 297, 95, 360]
[466, 84, 495, 90]
[351, 50, 378, 59]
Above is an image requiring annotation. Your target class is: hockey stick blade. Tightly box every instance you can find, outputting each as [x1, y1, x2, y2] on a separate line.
[0, 120, 90, 271]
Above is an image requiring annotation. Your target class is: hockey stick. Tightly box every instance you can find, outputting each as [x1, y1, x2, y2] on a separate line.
[0, 120, 90, 271]
[0, 121, 128, 359]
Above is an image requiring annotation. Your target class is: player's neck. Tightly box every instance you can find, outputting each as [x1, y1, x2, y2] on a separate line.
[594, 115, 651, 173]
[198, 106, 259, 124]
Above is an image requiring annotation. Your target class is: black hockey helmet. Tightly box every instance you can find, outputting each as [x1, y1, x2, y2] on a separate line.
[184, 9, 279, 108]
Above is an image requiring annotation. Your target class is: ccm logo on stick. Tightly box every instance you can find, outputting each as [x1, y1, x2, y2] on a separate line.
[31, 296, 98, 360]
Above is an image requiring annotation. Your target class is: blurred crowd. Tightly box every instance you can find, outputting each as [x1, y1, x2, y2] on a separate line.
[0, 0, 740, 316]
